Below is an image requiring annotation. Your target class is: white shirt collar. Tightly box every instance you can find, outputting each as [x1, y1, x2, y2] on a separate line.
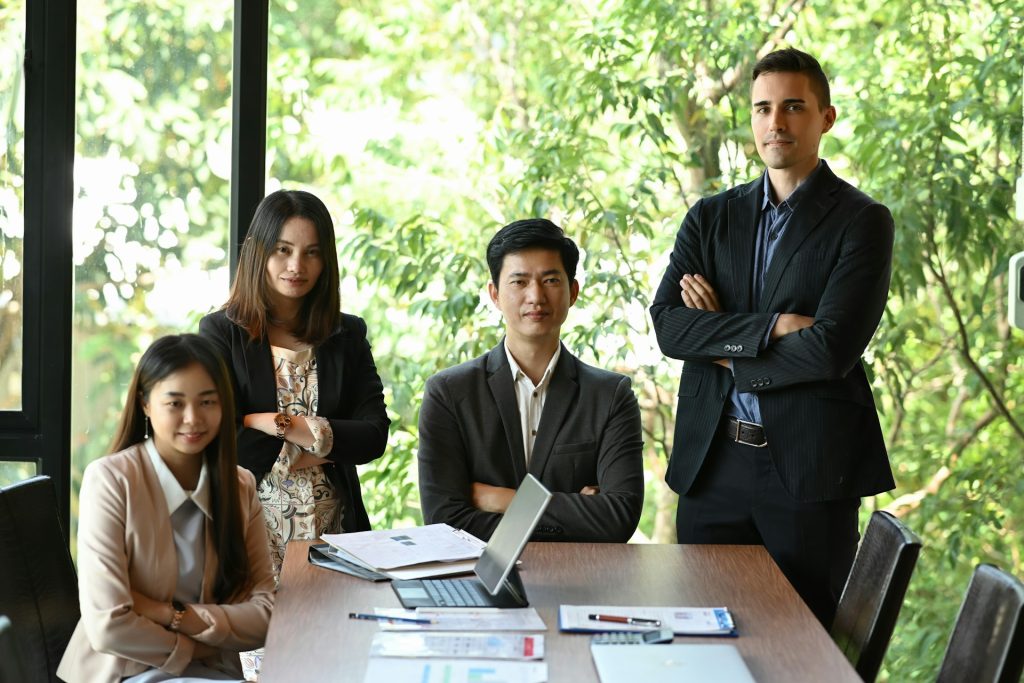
[144, 438, 213, 519]
[504, 341, 561, 388]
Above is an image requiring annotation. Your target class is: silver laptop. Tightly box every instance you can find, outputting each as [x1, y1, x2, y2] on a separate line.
[391, 474, 552, 608]
[591, 644, 757, 683]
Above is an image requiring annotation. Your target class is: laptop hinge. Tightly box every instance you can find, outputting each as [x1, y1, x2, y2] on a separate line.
[498, 566, 529, 606]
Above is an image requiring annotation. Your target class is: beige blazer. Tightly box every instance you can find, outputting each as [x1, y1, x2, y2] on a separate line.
[57, 444, 275, 683]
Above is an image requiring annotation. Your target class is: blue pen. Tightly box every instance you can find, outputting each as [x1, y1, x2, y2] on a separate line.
[348, 612, 436, 625]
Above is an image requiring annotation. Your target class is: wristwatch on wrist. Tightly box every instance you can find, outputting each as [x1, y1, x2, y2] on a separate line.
[274, 412, 292, 440]
[169, 599, 186, 632]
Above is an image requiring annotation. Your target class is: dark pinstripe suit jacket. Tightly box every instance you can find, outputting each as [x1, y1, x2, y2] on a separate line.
[417, 342, 644, 542]
[650, 161, 895, 502]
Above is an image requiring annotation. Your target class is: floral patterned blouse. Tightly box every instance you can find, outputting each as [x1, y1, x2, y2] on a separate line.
[256, 345, 346, 577]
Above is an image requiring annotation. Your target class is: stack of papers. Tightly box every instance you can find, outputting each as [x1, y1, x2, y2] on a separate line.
[371, 608, 547, 632]
[363, 659, 547, 682]
[369, 632, 544, 659]
[559, 605, 737, 636]
[308, 544, 390, 581]
[321, 523, 485, 580]
[361, 608, 549, 682]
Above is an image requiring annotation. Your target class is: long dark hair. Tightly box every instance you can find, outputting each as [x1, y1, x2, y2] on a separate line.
[110, 333, 251, 603]
[224, 189, 342, 345]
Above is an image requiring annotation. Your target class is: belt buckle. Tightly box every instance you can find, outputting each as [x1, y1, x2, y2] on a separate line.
[734, 418, 767, 448]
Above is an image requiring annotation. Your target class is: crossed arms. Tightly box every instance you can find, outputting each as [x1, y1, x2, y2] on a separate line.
[417, 369, 644, 542]
[650, 197, 894, 391]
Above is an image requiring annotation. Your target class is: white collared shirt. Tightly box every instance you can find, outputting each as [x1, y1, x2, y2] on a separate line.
[144, 438, 211, 604]
[144, 438, 213, 519]
[504, 342, 561, 466]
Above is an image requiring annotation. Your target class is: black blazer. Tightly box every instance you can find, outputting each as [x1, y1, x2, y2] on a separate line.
[417, 342, 644, 542]
[199, 309, 390, 531]
[650, 161, 895, 502]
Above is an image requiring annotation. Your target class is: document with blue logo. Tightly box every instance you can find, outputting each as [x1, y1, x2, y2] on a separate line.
[559, 605, 737, 636]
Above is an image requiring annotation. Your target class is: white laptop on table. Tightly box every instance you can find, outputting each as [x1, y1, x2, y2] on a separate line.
[591, 643, 757, 683]
[391, 474, 552, 608]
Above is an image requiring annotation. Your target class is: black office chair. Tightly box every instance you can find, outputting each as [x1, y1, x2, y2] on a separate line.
[0, 614, 30, 683]
[831, 510, 922, 683]
[0, 475, 80, 682]
[936, 563, 1024, 683]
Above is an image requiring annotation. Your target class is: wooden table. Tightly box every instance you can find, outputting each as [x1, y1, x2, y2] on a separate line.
[261, 540, 861, 682]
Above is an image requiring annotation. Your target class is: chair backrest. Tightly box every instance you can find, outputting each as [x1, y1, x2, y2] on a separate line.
[831, 510, 922, 683]
[936, 563, 1024, 683]
[0, 614, 29, 683]
[0, 476, 80, 683]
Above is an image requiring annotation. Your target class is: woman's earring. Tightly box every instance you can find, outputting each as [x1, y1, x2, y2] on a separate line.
[144, 416, 151, 439]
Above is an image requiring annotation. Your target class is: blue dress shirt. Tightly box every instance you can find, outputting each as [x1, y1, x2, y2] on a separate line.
[726, 162, 823, 424]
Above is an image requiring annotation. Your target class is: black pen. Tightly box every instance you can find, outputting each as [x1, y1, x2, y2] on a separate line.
[588, 613, 662, 626]
[349, 612, 436, 625]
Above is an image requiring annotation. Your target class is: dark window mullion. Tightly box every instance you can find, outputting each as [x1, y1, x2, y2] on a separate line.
[230, 0, 269, 274]
[1, 0, 79, 535]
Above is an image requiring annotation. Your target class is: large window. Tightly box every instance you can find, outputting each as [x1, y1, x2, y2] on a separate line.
[70, 1, 233, 538]
[0, 1, 25, 416]
[0, 0, 36, 489]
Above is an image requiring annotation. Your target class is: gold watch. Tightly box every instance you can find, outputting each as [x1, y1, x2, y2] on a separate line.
[274, 412, 292, 440]
[169, 599, 186, 632]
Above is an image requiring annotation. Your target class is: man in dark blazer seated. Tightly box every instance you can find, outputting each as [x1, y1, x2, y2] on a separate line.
[418, 219, 644, 542]
[650, 48, 895, 626]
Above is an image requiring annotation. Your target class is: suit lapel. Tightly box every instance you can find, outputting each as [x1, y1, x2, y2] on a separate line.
[758, 163, 840, 310]
[315, 327, 344, 417]
[485, 344, 527, 481]
[241, 334, 278, 412]
[726, 179, 761, 311]
[528, 346, 578, 479]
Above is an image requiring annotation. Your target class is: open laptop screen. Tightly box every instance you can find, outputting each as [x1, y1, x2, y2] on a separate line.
[474, 474, 552, 595]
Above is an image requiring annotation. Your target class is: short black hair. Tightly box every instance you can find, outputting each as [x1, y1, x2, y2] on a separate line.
[486, 218, 579, 285]
[752, 48, 831, 109]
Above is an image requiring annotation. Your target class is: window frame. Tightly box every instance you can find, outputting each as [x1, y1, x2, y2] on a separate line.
[0, 0, 269, 539]
[0, 0, 77, 534]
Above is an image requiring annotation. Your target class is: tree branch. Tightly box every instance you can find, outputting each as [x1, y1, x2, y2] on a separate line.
[923, 234, 1024, 442]
[885, 409, 998, 517]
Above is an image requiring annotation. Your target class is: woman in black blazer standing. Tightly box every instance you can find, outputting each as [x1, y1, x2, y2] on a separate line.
[199, 189, 389, 576]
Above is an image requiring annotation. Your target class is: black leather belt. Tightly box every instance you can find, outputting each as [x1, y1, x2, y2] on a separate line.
[722, 417, 767, 447]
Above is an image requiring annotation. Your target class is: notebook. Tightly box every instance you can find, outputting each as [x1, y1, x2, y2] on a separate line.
[590, 643, 756, 682]
[391, 474, 552, 608]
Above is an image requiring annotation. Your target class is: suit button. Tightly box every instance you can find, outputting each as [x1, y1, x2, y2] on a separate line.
[723, 344, 731, 352]
[765, 378, 771, 385]
[736, 345, 743, 352]
[750, 380, 757, 388]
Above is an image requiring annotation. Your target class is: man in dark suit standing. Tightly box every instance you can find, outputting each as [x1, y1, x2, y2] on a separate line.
[650, 48, 895, 626]
[418, 219, 644, 542]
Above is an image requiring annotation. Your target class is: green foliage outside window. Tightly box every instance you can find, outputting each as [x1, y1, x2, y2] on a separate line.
[31, 0, 1024, 679]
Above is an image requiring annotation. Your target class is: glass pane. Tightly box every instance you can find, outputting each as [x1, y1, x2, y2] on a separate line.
[72, 2, 234, 541]
[0, 460, 37, 487]
[0, 1, 26, 411]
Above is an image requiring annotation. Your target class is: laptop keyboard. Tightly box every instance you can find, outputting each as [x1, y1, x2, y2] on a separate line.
[424, 578, 490, 607]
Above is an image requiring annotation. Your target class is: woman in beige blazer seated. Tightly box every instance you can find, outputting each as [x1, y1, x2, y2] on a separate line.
[58, 334, 275, 683]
